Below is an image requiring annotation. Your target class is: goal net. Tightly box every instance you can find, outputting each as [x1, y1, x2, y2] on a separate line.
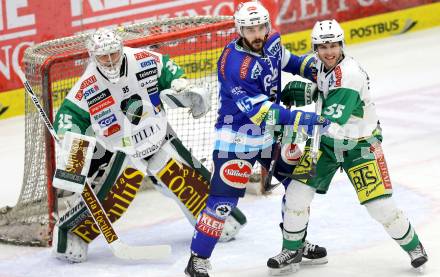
[0, 16, 239, 246]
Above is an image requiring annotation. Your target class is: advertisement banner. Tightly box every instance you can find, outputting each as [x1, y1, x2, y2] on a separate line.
[0, 0, 235, 93]
[0, 0, 439, 119]
[277, 0, 437, 33]
[281, 2, 440, 55]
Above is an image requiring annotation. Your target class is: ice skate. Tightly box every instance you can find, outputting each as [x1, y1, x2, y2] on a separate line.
[278, 223, 327, 265]
[302, 240, 328, 265]
[185, 252, 212, 277]
[408, 242, 428, 273]
[267, 248, 303, 275]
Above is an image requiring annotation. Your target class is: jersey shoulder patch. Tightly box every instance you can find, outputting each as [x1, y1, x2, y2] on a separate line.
[333, 65, 343, 88]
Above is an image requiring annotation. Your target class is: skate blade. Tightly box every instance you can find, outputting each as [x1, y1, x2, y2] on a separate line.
[301, 257, 328, 265]
[414, 264, 426, 274]
[268, 263, 300, 276]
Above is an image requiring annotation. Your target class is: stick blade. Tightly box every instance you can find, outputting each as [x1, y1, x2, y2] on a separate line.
[110, 240, 172, 260]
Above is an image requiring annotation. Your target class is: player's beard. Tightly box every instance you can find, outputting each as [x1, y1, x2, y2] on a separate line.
[244, 36, 266, 53]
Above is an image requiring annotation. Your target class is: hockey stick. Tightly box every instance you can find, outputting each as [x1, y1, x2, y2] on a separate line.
[263, 104, 291, 193]
[308, 92, 323, 177]
[263, 130, 283, 193]
[282, 93, 323, 180]
[18, 69, 171, 260]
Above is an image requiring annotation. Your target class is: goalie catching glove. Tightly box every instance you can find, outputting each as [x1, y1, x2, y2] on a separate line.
[281, 80, 318, 107]
[160, 78, 211, 119]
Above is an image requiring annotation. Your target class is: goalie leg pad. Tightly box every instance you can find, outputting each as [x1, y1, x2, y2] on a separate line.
[146, 137, 211, 225]
[52, 225, 88, 263]
[219, 206, 247, 242]
[218, 212, 243, 242]
[147, 132, 247, 241]
[56, 152, 145, 245]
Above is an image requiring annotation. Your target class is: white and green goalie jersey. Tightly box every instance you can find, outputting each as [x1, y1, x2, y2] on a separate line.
[316, 55, 379, 144]
[54, 47, 184, 159]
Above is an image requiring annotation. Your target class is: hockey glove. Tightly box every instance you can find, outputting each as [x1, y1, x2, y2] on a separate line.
[281, 81, 317, 107]
[160, 78, 211, 119]
[187, 86, 211, 119]
[289, 110, 330, 137]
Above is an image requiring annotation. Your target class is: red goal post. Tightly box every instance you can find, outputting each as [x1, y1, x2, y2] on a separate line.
[0, 16, 243, 246]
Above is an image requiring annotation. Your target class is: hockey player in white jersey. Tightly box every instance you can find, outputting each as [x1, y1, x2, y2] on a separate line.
[51, 28, 247, 263]
[267, 19, 428, 274]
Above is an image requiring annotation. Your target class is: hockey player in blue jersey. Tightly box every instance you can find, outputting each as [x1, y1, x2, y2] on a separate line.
[184, 1, 331, 276]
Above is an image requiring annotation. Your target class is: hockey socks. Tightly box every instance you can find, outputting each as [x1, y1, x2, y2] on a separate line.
[190, 195, 238, 258]
[395, 224, 420, 252]
[282, 227, 306, 251]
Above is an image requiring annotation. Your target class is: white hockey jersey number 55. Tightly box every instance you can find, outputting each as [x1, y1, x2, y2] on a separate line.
[323, 104, 345, 119]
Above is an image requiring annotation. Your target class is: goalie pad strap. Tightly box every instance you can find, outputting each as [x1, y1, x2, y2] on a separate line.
[58, 151, 126, 230]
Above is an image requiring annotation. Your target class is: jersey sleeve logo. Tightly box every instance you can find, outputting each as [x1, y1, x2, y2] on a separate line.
[220, 48, 231, 80]
[240, 56, 252, 80]
[334, 65, 342, 87]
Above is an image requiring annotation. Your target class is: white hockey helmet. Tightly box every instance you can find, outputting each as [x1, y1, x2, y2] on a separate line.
[311, 19, 345, 51]
[234, 1, 271, 37]
[87, 28, 124, 84]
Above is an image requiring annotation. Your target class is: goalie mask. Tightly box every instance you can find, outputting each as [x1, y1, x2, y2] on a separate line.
[87, 28, 124, 84]
[234, 1, 271, 37]
[311, 19, 345, 52]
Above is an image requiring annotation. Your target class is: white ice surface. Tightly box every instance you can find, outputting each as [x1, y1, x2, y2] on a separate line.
[0, 26, 439, 277]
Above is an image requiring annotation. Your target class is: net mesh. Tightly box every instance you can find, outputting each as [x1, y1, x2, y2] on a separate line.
[0, 16, 236, 246]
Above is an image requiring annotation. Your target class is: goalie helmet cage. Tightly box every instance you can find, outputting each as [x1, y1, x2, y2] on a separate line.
[0, 16, 250, 246]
